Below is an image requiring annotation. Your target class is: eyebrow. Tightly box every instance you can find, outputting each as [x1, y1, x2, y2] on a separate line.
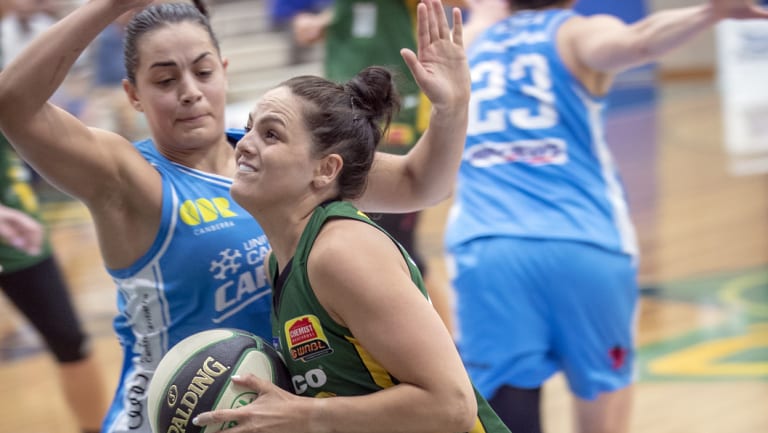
[257, 113, 287, 127]
[149, 52, 213, 70]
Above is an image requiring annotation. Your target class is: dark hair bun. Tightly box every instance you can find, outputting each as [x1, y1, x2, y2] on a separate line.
[344, 66, 400, 127]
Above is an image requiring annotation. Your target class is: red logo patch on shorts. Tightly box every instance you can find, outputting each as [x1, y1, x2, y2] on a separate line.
[610, 345, 627, 370]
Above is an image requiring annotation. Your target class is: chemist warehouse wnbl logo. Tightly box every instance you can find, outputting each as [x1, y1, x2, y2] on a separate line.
[286, 316, 334, 362]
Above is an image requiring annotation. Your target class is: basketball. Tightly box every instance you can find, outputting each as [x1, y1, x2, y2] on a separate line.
[147, 328, 292, 433]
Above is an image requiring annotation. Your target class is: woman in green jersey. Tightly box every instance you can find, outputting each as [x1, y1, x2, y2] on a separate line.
[193, 3, 509, 432]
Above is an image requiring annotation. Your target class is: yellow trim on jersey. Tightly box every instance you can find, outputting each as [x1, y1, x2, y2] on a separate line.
[345, 336, 396, 389]
[470, 417, 489, 433]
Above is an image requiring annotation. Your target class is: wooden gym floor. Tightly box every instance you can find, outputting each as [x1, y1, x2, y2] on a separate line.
[0, 77, 766, 433]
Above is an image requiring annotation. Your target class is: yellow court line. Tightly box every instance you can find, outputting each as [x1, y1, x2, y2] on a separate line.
[720, 271, 768, 318]
[648, 324, 768, 377]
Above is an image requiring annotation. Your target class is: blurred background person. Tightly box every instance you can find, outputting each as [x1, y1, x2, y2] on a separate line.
[1, 0, 90, 119]
[446, 1, 768, 433]
[81, 10, 143, 141]
[0, 0, 58, 67]
[0, 132, 109, 433]
[1, 6, 109, 431]
[267, 0, 331, 65]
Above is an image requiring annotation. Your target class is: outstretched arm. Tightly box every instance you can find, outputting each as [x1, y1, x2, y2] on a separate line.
[0, 0, 169, 268]
[566, 0, 768, 75]
[0, 0, 152, 204]
[358, 0, 471, 213]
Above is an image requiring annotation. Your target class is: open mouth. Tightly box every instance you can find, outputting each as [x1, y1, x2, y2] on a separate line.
[238, 163, 257, 173]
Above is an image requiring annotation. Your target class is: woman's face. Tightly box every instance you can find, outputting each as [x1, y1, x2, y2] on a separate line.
[125, 21, 228, 152]
[230, 86, 320, 212]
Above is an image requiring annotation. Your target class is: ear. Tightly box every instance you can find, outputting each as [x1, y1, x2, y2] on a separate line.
[312, 153, 343, 190]
[221, 57, 229, 92]
[122, 79, 143, 112]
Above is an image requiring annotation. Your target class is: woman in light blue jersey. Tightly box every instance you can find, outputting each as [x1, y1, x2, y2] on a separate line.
[0, 0, 469, 431]
[448, 1, 768, 433]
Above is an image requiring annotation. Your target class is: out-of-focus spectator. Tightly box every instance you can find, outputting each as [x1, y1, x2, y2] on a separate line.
[82, 11, 143, 140]
[267, 0, 331, 64]
[1, 0, 89, 117]
[0, 0, 57, 67]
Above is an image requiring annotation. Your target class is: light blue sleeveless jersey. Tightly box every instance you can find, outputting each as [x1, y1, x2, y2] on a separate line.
[102, 130, 272, 433]
[444, 9, 637, 256]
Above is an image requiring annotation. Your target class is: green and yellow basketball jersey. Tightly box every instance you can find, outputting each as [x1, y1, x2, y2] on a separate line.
[269, 200, 511, 433]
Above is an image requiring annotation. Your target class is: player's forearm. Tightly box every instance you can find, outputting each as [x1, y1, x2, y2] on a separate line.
[307, 384, 475, 433]
[624, 5, 718, 68]
[358, 103, 467, 214]
[388, 102, 468, 212]
[401, 104, 468, 208]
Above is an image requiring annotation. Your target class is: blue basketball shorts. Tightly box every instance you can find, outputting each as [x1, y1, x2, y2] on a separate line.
[447, 236, 638, 400]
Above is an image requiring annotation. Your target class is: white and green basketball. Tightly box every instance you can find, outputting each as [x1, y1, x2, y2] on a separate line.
[147, 328, 291, 433]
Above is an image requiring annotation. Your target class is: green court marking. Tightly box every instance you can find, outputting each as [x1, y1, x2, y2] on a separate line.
[637, 268, 768, 382]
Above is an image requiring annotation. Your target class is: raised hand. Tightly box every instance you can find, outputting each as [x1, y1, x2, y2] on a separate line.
[401, 0, 471, 110]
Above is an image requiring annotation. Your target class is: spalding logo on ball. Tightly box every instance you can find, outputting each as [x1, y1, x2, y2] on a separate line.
[147, 328, 291, 433]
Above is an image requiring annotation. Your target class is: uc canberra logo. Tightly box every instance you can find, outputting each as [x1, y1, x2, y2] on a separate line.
[179, 197, 237, 226]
